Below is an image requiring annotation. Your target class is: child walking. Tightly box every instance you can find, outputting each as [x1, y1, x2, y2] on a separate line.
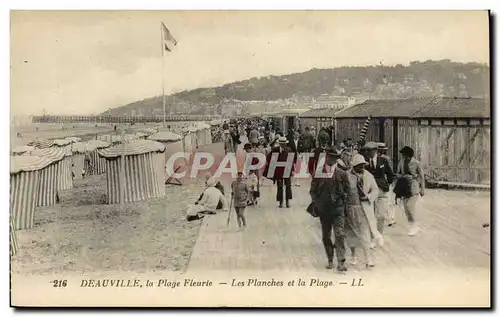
[232, 171, 249, 230]
[246, 170, 259, 206]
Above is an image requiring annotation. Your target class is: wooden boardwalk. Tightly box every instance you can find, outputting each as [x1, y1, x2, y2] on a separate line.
[188, 179, 491, 273]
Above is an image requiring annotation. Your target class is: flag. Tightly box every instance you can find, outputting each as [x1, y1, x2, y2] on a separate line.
[162, 22, 177, 52]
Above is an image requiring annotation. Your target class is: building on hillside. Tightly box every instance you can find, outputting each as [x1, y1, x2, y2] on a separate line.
[271, 108, 311, 133]
[334, 96, 490, 185]
[310, 95, 357, 110]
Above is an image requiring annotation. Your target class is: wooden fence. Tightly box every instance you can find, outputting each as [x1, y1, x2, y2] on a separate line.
[335, 117, 490, 185]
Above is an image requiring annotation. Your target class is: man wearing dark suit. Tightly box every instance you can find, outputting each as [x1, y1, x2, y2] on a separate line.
[264, 137, 295, 208]
[308, 139, 329, 176]
[309, 147, 350, 272]
[365, 142, 395, 235]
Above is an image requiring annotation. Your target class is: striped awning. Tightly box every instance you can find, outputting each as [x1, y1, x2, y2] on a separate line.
[10, 155, 54, 174]
[11, 145, 35, 155]
[27, 139, 54, 149]
[98, 139, 165, 158]
[28, 147, 66, 163]
[52, 139, 72, 146]
[51, 144, 73, 157]
[148, 131, 182, 142]
[65, 137, 82, 143]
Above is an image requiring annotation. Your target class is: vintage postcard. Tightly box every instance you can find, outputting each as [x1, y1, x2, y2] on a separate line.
[9, 10, 491, 307]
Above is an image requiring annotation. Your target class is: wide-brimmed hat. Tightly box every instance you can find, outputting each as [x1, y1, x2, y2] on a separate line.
[351, 154, 368, 167]
[223, 130, 230, 134]
[364, 141, 378, 149]
[206, 177, 217, 187]
[325, 147, 342, 157]
[278, 136, 288, 144]
[400, 146, 414, 157]
[377, 142, 389, 150]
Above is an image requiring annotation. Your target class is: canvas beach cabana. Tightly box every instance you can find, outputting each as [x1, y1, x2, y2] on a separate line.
[84, 139, 110, 175]
[98, 139, 166, 204]
[147, 131, 184, 164]
[28, 147, 65, 207]
[50, 141, 74, 191]
[70, 142, 87, 180]
[10, 155, 54, 230]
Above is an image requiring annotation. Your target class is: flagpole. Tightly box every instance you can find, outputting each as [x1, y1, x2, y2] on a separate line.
[161, 22, 166, 128]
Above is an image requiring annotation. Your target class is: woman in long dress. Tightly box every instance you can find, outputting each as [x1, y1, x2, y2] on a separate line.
[345, 154, 380, 268]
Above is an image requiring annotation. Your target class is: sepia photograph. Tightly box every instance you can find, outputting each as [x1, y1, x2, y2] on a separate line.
[9, 10, 491, 307]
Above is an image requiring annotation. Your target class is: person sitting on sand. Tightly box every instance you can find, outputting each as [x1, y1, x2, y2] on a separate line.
[186, 177, 228, 221]
[196, 173, 225, 209]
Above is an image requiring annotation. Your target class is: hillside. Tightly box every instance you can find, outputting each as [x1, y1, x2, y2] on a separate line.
[105, 60, 490, 116]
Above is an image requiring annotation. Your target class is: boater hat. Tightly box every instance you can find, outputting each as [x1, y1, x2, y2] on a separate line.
[364, 141, 378, 149]
[278, 136, 288, 144]
[377, 142, 389, 150]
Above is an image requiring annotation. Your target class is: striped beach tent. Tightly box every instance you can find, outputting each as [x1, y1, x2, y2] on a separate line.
[27, 139, 54, 149]
[147, 131, 184, 179]
[28, 147, 65, 207]
[10, 155, 53, 230]
[98, 139, 166, 204]
[71, 142, 87, 180]
[11, 145, 34, 156]
[10, 219, 18, 256]
[84, 139, 110, 175]
[51, 144, 74, 191]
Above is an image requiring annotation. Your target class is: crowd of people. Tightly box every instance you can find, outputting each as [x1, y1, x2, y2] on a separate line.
[188, 117, 426, 271]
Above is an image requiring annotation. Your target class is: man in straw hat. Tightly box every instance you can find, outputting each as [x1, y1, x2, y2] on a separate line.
[364, 141, 394, 238]
[344, 153, 381, 268]
[264, 136, 294, 208]
[309, 146, 349, 271]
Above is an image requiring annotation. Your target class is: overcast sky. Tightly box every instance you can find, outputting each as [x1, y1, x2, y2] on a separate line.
[10, 10, 489, 116]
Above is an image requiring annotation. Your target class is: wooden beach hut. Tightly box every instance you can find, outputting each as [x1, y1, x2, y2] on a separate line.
[10, 155, 54, 229]
[334, 97, 491, 185]
[299, 108, 336, 133]
[98, 139, 166, 204]
[29, 147, 65, 207]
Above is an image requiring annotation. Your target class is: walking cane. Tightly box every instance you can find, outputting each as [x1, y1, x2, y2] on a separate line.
[226, 193, 234, 227]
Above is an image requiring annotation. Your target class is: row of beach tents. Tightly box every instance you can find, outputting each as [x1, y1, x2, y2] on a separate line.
[10, 122, 217, 256]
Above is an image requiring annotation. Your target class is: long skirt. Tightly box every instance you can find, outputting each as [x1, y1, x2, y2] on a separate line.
[345, 204, 372, 249]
